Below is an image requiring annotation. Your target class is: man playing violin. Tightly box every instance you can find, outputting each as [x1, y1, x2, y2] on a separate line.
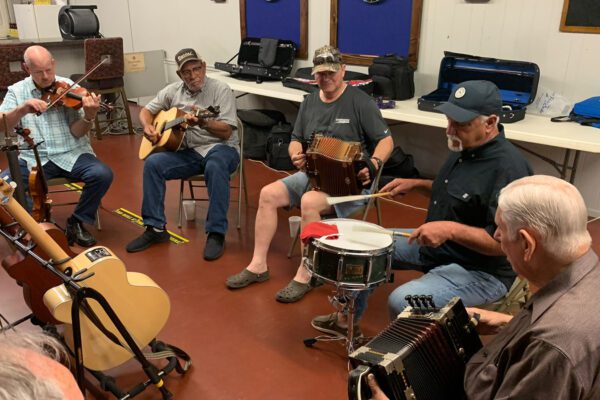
[125, 48, 239, 260]
[226, 45, 393, 302]
[0, 45, 113, 247]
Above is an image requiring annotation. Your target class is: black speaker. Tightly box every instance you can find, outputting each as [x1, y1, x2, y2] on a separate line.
[58, 5, 100, 40]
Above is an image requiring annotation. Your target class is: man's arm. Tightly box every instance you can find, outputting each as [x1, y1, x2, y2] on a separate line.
[69, 92, 100, 138]
[411, 221, 504, 256]
[288, 140, 305, 170]
[194, 118, 232, 140]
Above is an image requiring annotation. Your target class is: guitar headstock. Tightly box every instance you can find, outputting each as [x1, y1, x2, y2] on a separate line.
[195, 106, 221, 119]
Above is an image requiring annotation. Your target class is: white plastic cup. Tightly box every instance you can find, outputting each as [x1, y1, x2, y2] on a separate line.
[183, 200, 196, 221]
[288, 216, 301, 238]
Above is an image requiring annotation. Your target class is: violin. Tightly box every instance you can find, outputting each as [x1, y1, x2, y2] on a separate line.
[16, 127, 52, 223]
[40, 80, 112, 113]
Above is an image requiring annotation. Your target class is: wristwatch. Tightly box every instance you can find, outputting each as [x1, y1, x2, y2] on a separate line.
[371, 156, 383, 170]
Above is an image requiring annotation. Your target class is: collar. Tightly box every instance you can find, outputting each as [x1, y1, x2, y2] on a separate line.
[459, 124, 506, 158]
[528, 249, 598, 323]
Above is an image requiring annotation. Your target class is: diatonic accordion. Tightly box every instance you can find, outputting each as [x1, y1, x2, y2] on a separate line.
[348, 296, 482, 400]
[305, 134, 367, 197]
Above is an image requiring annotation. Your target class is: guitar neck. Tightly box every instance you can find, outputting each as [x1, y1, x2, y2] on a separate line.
[2, 193, 70, 268]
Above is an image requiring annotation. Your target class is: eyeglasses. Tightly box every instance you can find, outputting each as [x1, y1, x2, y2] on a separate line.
[313, 53, 342, 66]
[181, 66, 204, 78]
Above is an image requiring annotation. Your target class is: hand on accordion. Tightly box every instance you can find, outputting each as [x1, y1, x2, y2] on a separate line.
[367, 374, 389, 400]
[357, 166, 372, 186]
[291, 151, 306, 170]
[466, 307, 512, 335]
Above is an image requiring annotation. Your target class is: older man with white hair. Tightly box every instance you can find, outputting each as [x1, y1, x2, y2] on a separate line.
[369, 175, 600, 399]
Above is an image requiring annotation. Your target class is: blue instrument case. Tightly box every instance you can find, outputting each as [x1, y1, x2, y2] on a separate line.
[418, 52, 540, 123]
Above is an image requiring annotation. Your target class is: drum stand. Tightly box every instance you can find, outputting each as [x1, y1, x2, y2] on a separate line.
[303, 287, 365, 354]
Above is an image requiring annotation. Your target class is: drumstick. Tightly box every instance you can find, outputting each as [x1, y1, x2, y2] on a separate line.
[351, 224, 411, 238]
[326, 192, 391, 206]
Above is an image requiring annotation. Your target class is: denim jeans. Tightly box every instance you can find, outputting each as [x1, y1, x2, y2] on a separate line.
[18, 153, 113, 225]
[353, 229, 509, 322]
[141, 145, 239, 234]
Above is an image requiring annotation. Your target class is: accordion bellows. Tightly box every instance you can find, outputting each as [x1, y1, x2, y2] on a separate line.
[305, 134, 365, 197]
[348, 297, 483, 400]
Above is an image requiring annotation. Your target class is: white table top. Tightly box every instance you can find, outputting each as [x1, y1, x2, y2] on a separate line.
[208, 70, 600, 153]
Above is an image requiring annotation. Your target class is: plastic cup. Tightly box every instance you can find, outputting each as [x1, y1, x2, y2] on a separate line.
[183, 200, 196, 221]
[288, 216, 301, 238]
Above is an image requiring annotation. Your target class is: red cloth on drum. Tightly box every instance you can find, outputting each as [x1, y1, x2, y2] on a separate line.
[301, 222, 339, 245]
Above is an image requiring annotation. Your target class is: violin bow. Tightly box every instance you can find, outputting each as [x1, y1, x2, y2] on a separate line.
[44, 57, 110, 112]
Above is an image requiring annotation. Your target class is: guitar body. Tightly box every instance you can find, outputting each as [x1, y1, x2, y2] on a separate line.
[43, 246, 171, 371]
[1, 222, 76, 325]
[138, 107, 185, 160]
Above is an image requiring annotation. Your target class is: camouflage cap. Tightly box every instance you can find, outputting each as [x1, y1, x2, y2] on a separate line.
[311, 45, 343, 75]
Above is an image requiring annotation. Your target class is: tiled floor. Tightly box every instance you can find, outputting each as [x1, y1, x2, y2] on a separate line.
[1, 123, 599, 399]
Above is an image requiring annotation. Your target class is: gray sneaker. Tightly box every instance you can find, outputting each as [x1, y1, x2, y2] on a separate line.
[311, 313, 363, 338]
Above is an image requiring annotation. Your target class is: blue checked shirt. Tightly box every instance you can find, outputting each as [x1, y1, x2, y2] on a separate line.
[0, 76, 95, 172]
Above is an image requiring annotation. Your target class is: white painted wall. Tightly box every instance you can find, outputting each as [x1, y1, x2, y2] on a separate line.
[81, 0, 600, 213]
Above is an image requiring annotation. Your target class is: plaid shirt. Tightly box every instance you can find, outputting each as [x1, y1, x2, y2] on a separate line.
[0, 76, 94, 172]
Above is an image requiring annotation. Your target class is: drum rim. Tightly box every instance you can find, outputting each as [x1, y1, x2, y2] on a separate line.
[310, 218, 394, 253]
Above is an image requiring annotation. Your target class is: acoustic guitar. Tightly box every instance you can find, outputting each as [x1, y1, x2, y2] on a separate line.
[0, 178, 171, 372]
[138, 106, 220, 160]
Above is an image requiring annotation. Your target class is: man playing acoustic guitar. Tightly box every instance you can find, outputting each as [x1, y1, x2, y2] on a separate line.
[126, 48, 239, 260]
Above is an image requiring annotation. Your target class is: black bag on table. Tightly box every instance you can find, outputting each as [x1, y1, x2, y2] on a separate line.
[266, 122, 295, 171]
[237, 109, 287, 160]
[368, 54, 415, 100]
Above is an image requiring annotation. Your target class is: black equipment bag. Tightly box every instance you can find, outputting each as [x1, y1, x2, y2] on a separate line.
[368, 54, 415, 100]
[266, 122, 294, 171]
[237, 109, 287, 160]
[418, 51, 540, 123]
[215, 37, 296, 83]
[282, 67, 374, 95]
[378, 146, 420, 189]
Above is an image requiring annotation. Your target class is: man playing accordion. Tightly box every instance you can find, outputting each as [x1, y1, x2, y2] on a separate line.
[226, 45, 393, 303]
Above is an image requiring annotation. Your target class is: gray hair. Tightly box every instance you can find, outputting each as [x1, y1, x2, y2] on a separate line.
[498, 175, 591, 263]
[0, 330, 68, 400]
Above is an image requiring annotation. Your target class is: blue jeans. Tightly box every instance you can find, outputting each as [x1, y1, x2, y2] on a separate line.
[18, 153, 113, 225]
[141, 145, 239, 234]
[354, 229, 509, 322]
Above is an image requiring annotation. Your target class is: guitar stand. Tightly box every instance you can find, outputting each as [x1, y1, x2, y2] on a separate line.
[0, 226, 191, 399]
[303, 288, 367, 354]
[71, 286, 191, 400]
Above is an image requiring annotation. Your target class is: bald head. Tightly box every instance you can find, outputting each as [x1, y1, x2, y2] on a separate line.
[22, 46, 56, 89]
[23, 46, 53, 68]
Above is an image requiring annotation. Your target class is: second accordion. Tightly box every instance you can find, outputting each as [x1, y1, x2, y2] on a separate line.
[348, 296, 483, 400]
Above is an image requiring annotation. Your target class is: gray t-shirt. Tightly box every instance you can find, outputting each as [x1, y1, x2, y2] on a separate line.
[292, 85, 390, 155]
[145, 76, 238, 156]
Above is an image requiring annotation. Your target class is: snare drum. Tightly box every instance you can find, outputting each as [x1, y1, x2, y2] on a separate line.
[303, 219, 393, 289]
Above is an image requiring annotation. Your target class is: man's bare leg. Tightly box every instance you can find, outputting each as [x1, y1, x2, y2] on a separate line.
[246, 181, 291, 274]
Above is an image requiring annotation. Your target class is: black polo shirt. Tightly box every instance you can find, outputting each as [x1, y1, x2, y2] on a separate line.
[419, 126, 533, 288]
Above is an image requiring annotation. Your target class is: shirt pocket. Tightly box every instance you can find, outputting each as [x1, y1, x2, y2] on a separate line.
[447, 182, 486, 226]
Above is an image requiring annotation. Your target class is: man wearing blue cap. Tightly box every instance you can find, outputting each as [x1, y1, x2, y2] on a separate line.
[312, 80, 533, 338]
